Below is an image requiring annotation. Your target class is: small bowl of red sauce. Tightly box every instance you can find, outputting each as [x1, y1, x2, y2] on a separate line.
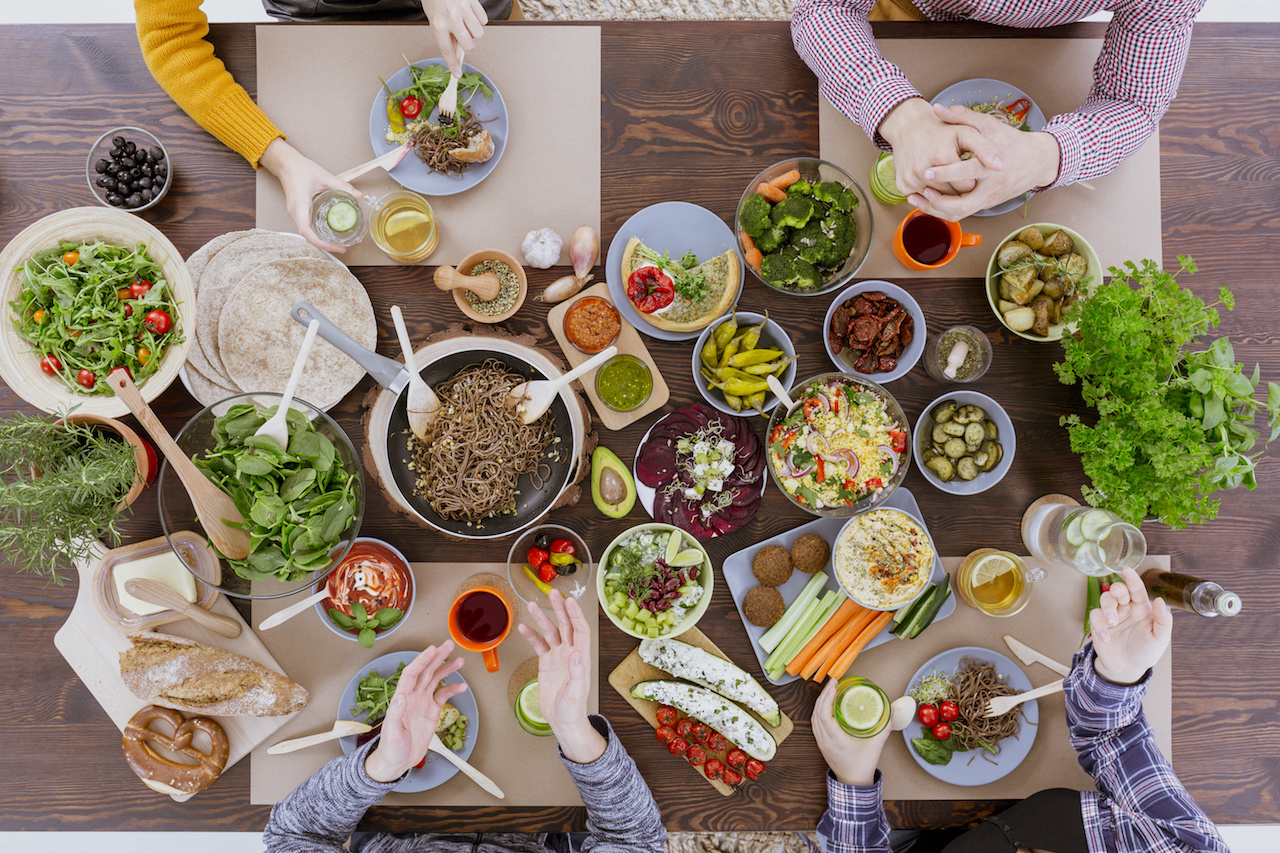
[315, 537, 415, 647]
[563, 295, 622, 354]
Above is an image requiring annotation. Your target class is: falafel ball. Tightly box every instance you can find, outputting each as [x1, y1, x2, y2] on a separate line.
[742, 585, 786, 628]
[791, 533, 831, 574]
[752, 544, 793, 587]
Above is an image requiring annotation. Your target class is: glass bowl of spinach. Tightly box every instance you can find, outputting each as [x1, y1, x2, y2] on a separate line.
[158, 393, 365, 599]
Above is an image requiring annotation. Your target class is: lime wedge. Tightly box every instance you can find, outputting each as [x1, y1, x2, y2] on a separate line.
[870, 153, 907, 205]
[517, 679, 547, 726]
[665, 530, 683, 564]
[670, 548, 705, 568]
[326, 199, 359, 233]
[838, 684, 886, 732]
[970, 552, 1018, 589]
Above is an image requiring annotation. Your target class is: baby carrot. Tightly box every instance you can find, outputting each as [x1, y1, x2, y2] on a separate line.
[757, 182, 787, 203]
[803, 607, 876, 681]
[786, 599, 859, 676]
[826, 611, 895, 681]
[745, 248, 763, 272]
[768, 169, 801, 190]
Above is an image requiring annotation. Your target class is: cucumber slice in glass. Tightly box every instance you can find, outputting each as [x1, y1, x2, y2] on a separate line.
[1064, 515, 1086, 546]
[1079, 509, 1113, 542]
[326, 200, 359, 233]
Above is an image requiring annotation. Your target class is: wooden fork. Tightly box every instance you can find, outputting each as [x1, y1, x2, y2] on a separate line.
[437, 52, 463, 122]
[984, 679, 1064, 718]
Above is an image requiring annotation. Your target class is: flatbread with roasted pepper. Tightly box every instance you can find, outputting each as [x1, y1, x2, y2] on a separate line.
[621, 237, 740, 333]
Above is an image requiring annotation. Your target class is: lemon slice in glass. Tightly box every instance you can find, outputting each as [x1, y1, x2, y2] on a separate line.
[970, 552, 1020, 588]
[870, 152, 907, 205]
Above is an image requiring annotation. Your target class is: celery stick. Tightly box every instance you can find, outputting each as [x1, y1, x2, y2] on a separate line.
[768, 590, 848, 679]
[764, 590, 834, 674]
[759, 571, 828, 653]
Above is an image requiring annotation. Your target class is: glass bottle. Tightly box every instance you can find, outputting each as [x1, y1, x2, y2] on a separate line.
[1140, 569, 1241, 617]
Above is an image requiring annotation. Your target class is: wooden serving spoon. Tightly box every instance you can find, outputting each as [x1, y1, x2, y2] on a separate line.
[259, 589, 330, 631]
[390, 305, 441, 439]
[124, 578, 241, 638]
[433, 265, 501, 301]
[507, 345, 617, 425]
[267, 720, 372, 755]
[107, 368, 252, 561]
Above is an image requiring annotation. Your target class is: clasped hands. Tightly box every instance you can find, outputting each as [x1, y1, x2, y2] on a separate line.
[880, 98, 1062, 220]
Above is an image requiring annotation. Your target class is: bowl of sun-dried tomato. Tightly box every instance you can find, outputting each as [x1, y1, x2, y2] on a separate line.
[823, 280, 925, 383]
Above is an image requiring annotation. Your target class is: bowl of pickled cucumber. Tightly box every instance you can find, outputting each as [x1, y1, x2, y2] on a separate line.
[912, 391, 1015, 495]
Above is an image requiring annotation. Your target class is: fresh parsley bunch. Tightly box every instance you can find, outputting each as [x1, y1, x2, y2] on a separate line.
[1055, 256, 1280, 527]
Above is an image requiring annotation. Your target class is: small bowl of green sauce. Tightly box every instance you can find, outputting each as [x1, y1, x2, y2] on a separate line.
[594, 354, 652, 412]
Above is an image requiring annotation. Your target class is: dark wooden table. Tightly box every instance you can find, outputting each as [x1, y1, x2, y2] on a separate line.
[1, 19, 1278, 835]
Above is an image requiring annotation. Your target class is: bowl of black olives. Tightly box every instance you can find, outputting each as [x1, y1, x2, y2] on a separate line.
[86, 126, 171, 212]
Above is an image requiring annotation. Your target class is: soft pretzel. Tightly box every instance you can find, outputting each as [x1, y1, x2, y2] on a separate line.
[121, 705, 229, 795]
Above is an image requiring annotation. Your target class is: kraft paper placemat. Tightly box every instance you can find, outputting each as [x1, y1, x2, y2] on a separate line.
[856, 555, 1173, 801]
[255, 25, 601, 267]
[250, 562, 599, 806]
[819, 38, 1162, 279]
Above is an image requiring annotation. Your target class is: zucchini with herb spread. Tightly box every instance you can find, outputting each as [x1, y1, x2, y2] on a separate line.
[638, 638, 781, 726]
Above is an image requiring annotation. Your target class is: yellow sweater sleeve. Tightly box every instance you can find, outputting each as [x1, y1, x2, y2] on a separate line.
[135, 0, 283, 167]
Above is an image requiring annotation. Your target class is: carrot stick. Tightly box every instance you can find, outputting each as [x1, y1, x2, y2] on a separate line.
[740, 232, 756, 252]
[801, 606, 876, 681]
[826, 611, 895, 681]
[745, 248, 763, 272]
[768, 169, 802, 190]
[785, 599, 859, 676]
[757, 182, 787, 203]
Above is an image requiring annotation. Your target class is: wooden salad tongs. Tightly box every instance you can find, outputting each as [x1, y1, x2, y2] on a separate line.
[107, 368, 251, 561]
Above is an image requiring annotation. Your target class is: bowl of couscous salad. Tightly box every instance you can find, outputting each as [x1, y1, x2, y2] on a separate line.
[765, 373, 910, 517]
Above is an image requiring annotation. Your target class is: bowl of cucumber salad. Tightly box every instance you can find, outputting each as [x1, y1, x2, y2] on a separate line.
[597, 523, 713, 639]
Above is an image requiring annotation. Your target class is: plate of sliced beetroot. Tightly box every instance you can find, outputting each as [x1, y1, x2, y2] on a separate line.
[632, 403, 766, 539]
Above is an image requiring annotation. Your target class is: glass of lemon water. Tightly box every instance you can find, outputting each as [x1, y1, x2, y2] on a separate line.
[834, 677, 890, 738]
[956, 548, 1044, 617]
[367, 190, 439, 263]
[514, 678, 553, 737]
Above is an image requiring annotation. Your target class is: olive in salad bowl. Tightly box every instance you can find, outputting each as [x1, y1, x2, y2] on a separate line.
[315, 537, 415, 648]
[596, 522, 713, 639]
[766, 373, 910, 517]
[507, 524, 593, 606]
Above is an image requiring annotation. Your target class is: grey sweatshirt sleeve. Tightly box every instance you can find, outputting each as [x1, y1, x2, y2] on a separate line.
[262, 738, 401, 852]
[561, 716, 667, 853]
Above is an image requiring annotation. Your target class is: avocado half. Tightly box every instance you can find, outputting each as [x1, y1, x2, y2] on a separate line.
[591, 446, 636, 518]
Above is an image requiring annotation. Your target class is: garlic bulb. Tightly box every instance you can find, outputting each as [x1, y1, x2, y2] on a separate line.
[522, 228, 562, 269]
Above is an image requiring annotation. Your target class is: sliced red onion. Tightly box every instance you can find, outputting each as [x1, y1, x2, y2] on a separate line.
[844, 453, 859, 478]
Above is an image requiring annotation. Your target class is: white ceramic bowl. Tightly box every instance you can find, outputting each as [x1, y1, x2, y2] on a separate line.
[596, 522, 713, 639]
[912, 390, 1016, 495]
[691, 310, 798, 416]
[985, 223, 1101, 343]
[314, 537, 416, 643]
[86, 126, 172, 212]
[823, 280, 926, 383]
[832, 507, 937, 611]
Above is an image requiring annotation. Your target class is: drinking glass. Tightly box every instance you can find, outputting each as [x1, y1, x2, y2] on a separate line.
[310, 190, 368, 247]
[1023, 504, 1146, 577]
[956, 549, 1043, 617]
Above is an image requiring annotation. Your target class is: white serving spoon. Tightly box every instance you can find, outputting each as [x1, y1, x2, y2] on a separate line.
[766, 373, 797, 414]
[390, 305, 441, 439]
[507, 345, 617, 425]
[254, 319, 320, 451]
[259, 589, 330, 631]
[267, 720, 373, 755]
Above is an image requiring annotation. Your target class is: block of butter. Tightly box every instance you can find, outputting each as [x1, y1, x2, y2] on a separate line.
[114, 550, 199, 616]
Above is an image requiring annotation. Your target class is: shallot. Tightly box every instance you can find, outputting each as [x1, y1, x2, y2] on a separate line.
[538, 225, 602, 302]
[540, 274, 587, 304]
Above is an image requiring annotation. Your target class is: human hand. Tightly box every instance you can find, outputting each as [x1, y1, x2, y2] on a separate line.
[905, 103, 1061, 220]
[812, 679, 914, 787]
[421, 0, 488, 76]
[517, 591, 605, 764]
[1090, 567, 1173, 686]
[363, 642, 468, 783]
[878, 98, 1001, 199]
[258, 138, 361, 254]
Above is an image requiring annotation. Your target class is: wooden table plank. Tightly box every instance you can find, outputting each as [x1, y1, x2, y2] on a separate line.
[0, 20, 1277, 834]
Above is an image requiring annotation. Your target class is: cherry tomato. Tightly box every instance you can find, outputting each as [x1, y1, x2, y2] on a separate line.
[939, 700, 959, 722]
[689, 723, 710, 744]
[117, 288, 132, 301]
[725, 748, 747, 770]
[675, 719, 695, 738]
[62, 251, 79, 265]
[667, 737, 689, 757]
[743, 759, 766, 781]
[138, 347, 151, 365]
[931, 721, 952, 741]
[76, 369, 96, 389]
[399, 96, 422, 119]
[917, 704, 939, 727]
[685, 744, 707, 766]
[654, 725, 676, 744]
[415, 755, 427, 769]
[32, 309, 46, 325]
[123, 304, 133, 319]
[39, 354, 61, 375]
[144, 309, 172, 335]
[536, 562, 558, 584]
[625, 265, 675, 314]
[550, 539, 575, 555]
[721, 768, 743, 787]
[703, 758, 725, 780]
[655, 706, 678, 727]
[706, 732, 729, 752]
[130, 280, 152, 299]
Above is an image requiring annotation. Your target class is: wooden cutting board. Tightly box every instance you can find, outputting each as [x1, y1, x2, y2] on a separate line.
[54, 541, 302, 802]
[608, 626, 793, 796]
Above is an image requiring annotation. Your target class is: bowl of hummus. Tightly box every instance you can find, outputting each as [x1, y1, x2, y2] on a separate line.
[833, 508, 935, 610]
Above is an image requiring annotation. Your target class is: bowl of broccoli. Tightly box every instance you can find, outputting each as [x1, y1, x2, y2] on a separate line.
[735, 158, 873, 297]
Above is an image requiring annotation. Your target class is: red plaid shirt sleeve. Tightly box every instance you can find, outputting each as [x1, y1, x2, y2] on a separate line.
[791, 0, 1206, 187]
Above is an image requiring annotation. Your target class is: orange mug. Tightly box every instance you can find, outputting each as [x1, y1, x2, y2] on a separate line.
[448, 585, 513, 672]
[893, 210, 982, 271]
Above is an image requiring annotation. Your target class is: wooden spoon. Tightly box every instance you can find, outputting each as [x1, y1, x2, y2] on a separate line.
[267, 720, 372, 755]
[259, 589, 329, 631]
[253, 319, 319, 451]
[428, 733, 505, 799]
[107, 368, 251, 561]
[507, 345, 617, 425]
[766, 373, 797, 414]
[433, 265, 501, 301]
[124, 577, 241, 638]
[390, 305, 441, 439]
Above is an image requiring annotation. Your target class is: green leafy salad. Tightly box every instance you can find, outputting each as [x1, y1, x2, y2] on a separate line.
[11, 240, 183, 394]
[383, 61, 494, 142]
[352, 662, 469, 752]
[192, 404, 357, 582]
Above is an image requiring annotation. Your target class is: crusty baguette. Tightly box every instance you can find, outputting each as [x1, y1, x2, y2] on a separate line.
[449, 129, 494, 164]
[119, 632, 308, 717]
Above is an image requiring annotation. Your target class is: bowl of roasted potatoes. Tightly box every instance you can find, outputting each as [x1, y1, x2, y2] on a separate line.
[985, 223, 1100, 342]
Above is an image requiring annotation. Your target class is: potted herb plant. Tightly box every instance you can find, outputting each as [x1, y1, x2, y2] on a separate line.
[1055, 256, 1280, 528]
[0, 410, 148, 582]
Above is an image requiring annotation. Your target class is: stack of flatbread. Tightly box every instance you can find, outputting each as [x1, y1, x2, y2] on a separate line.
[183, 230, 376, 409]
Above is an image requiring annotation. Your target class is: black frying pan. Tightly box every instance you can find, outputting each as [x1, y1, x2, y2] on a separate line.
[292, 301, 577, 540]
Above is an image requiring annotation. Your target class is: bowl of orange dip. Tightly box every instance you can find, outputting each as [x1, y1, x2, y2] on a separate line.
[315, 537, 415, 646]
[563, 295, 622, 354]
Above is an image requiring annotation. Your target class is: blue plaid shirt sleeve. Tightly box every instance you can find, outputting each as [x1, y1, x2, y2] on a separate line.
[817, 769, 892, 853]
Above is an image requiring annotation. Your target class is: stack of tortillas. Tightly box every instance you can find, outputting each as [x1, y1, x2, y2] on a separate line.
[182, 230, 376, 409]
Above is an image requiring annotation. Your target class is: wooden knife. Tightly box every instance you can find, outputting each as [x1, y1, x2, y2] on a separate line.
[1003, 635, 1071, 678]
